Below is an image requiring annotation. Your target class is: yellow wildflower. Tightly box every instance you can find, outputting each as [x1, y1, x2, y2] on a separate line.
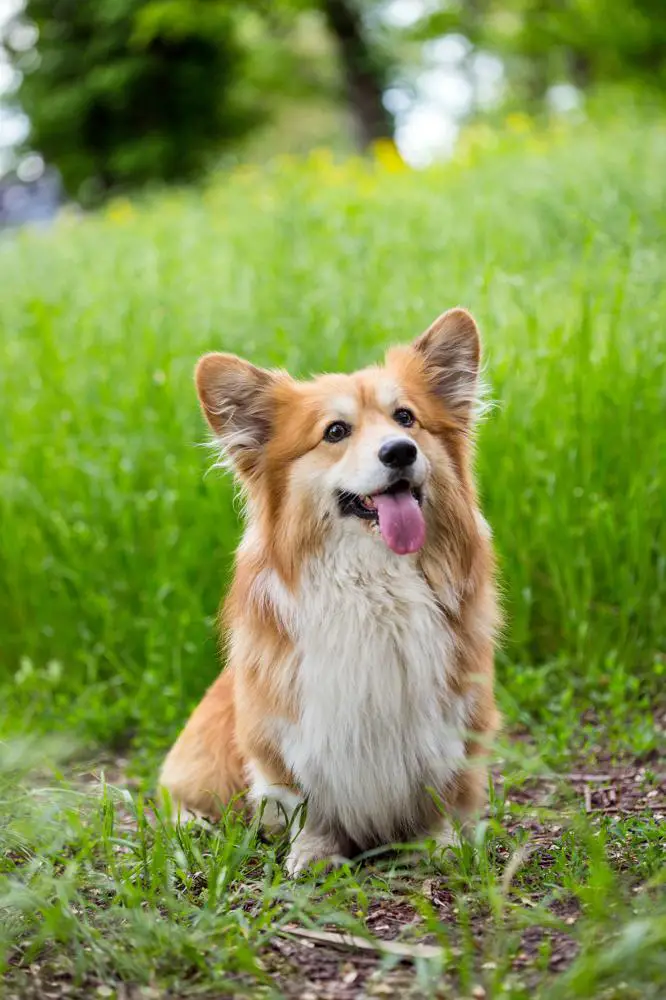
[371, 138, 407, 173]
[105, 197, 135, 224]
[505, 112, 532, 135]
[307, 147, 335, 172]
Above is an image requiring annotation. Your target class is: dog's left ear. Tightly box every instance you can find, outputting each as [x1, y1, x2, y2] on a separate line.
[412, 308, 481, 424]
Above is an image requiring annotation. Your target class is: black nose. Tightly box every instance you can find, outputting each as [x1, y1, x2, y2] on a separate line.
[378, 437, 418, 469]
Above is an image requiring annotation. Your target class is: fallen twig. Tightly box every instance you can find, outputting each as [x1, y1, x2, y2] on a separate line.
[583, 785, 592, 813]
[279, 925, 442, 962]
[566, 773, 613, 782]
[588, 803, 663, 814]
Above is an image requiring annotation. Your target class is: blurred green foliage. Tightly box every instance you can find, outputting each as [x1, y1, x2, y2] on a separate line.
[410, 0, 666, 107]
[1, 0, 257, 202]
[3, 1, 666, 199]
[1, 0, 394, 200]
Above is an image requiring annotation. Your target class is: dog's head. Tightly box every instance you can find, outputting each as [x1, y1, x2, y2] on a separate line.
[196, 308, 482, 560]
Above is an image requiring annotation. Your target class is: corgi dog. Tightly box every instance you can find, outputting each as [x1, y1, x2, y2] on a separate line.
[160, 308, 500, 875]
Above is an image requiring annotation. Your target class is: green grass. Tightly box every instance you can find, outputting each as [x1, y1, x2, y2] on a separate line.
[1, 118, 665, 996]
[2, 739, 664, 997]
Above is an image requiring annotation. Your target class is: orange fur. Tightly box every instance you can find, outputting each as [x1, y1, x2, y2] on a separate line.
[159, 668, 246, 818]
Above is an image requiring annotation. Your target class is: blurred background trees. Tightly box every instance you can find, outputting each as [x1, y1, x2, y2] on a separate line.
[0, 1, 259, 201]
[1, 0, 665, 203]
[418, 0, 666, 109]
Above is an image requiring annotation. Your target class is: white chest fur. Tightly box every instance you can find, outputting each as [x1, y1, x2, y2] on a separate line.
[264, 528, 468, 847]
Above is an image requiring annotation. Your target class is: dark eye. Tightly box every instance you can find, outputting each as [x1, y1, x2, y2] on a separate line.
[324, 420, 352, 443]
[393, 407, 415, 428]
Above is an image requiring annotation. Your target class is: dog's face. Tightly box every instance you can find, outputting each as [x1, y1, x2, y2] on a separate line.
[196, 309, 481, 557]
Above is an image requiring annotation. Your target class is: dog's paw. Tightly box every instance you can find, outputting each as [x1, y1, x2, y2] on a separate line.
[433, 821, 462, 850]
[397, 822, 463, 867]
[285, 830, 348, 877]
[172, 806, 216, 830]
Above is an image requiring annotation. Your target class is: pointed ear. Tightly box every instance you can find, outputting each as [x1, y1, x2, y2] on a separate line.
[412, 308, 481, 423]
[195, 352, 282, 477]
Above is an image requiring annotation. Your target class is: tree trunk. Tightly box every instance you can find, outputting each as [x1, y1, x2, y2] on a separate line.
[568, 48, 591, 91]
[321, 0, 394, 149]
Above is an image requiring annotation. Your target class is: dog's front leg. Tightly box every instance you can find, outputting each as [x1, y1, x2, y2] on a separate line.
[285, 822, 350, 877]
[246, 760, 347, 875]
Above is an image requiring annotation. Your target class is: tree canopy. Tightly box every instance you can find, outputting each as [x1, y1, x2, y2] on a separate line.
[2, 0, 665, 200]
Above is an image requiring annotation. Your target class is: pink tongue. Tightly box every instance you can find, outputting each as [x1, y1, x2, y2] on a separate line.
[372, 490, 426, 555]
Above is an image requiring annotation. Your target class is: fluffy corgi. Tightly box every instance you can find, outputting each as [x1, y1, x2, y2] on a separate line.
[160, 308, 500, 875]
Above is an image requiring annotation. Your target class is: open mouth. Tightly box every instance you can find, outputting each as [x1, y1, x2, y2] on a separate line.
[337, 480, 426, 556]
[337, 480, 422, 521]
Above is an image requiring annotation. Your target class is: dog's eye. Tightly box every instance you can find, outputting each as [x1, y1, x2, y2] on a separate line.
[393, 408, 415, 428]
[324, 421, 352, 444]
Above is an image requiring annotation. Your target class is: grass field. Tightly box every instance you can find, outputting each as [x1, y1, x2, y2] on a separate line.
[1, 119, 665, 998]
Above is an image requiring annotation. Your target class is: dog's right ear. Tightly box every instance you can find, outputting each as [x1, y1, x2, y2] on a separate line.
[195, 353, 283, 477]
